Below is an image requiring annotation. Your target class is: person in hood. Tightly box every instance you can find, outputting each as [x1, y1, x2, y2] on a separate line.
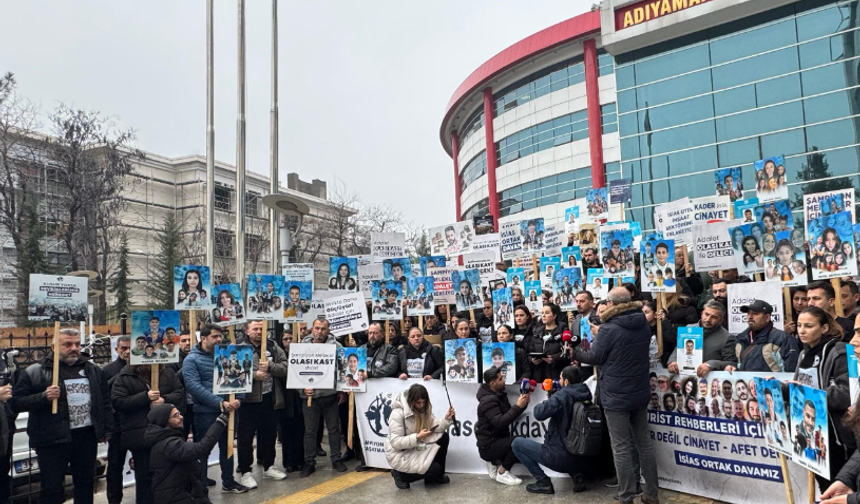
[475, 366, 529, 486]
[511, 366, 591, 494]
[11, 328, 114, 504]
[398, 328, 444, 380]
[145, 403, 228, 504]
[666, 300, 737, 377]
[385, 383, 455, 489]
[111, 363, 184, 504]
[730, 300, 798, 373]
[572, 288, 659, 504]
[300, 318, 347, 477]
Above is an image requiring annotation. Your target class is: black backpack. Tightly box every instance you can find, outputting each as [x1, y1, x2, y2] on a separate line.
[564, 400, 603, 456]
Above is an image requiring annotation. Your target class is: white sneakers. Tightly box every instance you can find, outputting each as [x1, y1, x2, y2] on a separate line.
[486, 461, 499, 481]
[263, 467, 288, 480]
[239, 473, 258, 489]
[495, 470, 523, 486]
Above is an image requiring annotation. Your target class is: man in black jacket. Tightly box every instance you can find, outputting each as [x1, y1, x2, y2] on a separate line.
[103, 335, 130, 504]
[111, 364, 184, 504]
[10, 328, 114, 504]
[144, 402, 228, 504]
[510, 366, 590, 494]
[475, 366, 528, 486]
[572, 288, 659, 504]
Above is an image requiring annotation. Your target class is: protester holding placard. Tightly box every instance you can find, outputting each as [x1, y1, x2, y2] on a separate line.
[182, 324, 247, 494]
[656, 289, 699, 336]
[235, 320, 289, 487]
[666, 301, 736, 378]
[791, 306, 853, 490]
[11, 328, 115, 504]
[111, 363, 184, 504]
[495, 325, 529, 381]
[642, 300, 673, 367]
[730, 301, 798, 373]
[276, 328, 305, 474]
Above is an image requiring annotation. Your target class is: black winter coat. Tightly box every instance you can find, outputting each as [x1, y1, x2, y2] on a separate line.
[574, 302, 651, 412]
[527, 322, 570, 382]
[111, 366, 184, 451]
[535, 383, 594, 472]
[834, 449, 860, 504]
[10, 355, 114, 447]
[398, 340, 444, 379]
[512, 323, 534, 351]
[474, 384, 524, 450]
[144, 417, 226, 504]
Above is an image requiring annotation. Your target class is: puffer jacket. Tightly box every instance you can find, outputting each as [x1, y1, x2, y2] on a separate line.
[734, 322, 799, 373]
[574, 301, 651, 412]
[111, 366, 184, 451]
[363, 339, 400, 378]
[834, 450, 860, 504]
[182, 343, 236, 414]
[526, 321, 570, 382]
[384, 389, 451, 474]
[144, 415, 226, 504]
[536, 383, 594, 472]
[474, 384, 523, 450]
[398, 339, 444, 379]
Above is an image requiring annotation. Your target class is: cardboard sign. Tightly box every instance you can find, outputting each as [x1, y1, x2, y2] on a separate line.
[174, 265, 213, 310]
[727, 282, 784, 335]
[286, 343, 337, 390]
[28, 274, 88, 322]
[212, 344, 253, 394]
[691, 220, 739, 272]
[324, 292, 369, 336]
[371, 232, 406, 261]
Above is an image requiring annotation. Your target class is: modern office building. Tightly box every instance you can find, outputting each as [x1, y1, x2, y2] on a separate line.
[441, 0, 860, 230]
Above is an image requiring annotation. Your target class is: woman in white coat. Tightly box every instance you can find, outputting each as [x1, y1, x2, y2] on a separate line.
[385, 383, 456, 489]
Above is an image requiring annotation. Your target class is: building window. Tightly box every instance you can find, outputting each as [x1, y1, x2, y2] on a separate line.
[497, 167, 593, 218]
[214, 229, 234, 259]
[461, 198, 490, 221]
[460, 151, 487, 192]
[496, 110, 589, 166]
[597, 50, 615, 76]
[459, 107, 485, 146]
[214, 183, 232, 212]
[493, 56, 586, 117]
[245, 233, 265, 260]
[614, 0, 860, 231]
[245, 191, 260, 217]
[601, 103, 618, 134]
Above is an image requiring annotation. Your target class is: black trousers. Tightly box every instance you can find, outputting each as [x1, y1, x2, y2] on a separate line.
[130, 447, 152, 504]
[478, 436, 519, 471]
[0, 429, 12, 504]
[278, 402, 304, 469]
[396, 432, 449, 483]
[35, 426, 97, 504]
[183, 403, 198, 441]
[106, 431, 127, 503]
[237, 393, 278, 473]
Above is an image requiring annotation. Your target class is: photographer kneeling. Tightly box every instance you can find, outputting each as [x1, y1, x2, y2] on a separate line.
[385, 384, 456, 489]
[511, 366, 590, 494]
[476, 366, 529, 486]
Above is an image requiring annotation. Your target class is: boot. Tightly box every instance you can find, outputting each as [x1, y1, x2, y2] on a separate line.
[391, 470, 410, 490]
[526, 477, 554, 494]
[572, 473, 586, 493]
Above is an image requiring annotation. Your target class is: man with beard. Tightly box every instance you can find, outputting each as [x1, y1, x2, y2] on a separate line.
[581, 246, 601, 271]
[667, 301, 736, 377]
[11, 329, 114, 503]
[730, 300, 798, 372]
[807, 281, 856, 339]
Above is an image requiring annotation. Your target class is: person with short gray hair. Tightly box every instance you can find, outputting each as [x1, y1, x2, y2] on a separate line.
[570, 287, 659, 504]
[103, 334, 132, 503]
[667, 300, 737, 378]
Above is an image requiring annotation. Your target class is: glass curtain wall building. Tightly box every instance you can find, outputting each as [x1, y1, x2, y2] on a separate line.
[441, 0, 859, 230]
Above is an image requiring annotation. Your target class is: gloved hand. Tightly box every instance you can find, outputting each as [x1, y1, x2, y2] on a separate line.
[216, 412, 230, 427]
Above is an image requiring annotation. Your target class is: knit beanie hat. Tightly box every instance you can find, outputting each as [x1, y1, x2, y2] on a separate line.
[147, 403, 176, 428]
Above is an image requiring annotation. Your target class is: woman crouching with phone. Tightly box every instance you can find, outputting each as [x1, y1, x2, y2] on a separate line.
[385, 383, 456, 489]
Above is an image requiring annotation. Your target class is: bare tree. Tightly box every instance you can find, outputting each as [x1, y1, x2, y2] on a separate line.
[44, 105, 144, 323]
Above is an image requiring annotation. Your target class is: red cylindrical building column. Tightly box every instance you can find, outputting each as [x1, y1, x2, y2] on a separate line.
[451, 131, 462, 221]
[583, 38, 605, 188]
[482, 88, 500, 231]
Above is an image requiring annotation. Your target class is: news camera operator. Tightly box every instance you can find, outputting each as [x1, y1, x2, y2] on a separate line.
[510, 366, 590, 494]
[475, 367, 529, 486]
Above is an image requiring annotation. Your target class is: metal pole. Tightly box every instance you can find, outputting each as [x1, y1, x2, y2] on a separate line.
[205, 0, 216, 272]
[269, 0, 280, 274]
[236, 0, 247, 286]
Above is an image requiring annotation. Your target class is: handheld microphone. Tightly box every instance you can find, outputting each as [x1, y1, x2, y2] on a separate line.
[542, 378, 560, 393]
[519, 378, 537, 394]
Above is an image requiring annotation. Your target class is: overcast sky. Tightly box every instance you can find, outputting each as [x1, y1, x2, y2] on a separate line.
[0, 0, 593, 228]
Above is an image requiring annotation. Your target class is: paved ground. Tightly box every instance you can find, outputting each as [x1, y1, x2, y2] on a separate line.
[11, 445, 725, 504]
